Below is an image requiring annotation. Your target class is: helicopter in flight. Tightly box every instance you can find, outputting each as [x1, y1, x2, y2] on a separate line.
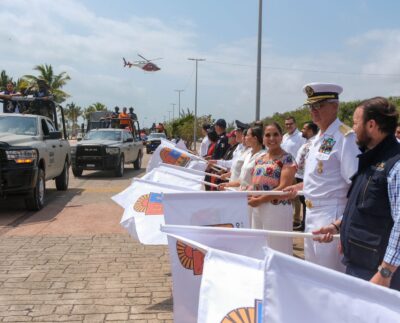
[122, 54, 162, 72]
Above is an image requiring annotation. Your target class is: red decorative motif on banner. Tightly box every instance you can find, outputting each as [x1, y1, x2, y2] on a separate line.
[133, 193, 163, 215]
[159, 147, 191, 167]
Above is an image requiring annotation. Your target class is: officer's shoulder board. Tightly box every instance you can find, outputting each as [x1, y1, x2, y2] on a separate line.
[339, 124, 353, 137]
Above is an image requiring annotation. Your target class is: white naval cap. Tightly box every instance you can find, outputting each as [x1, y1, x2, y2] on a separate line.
[302, 82, 343, 104]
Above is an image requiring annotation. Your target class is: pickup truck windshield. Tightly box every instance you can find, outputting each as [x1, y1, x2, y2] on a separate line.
[148, 133, 166, 139]
[84, 130, 122, 141]
[0, 116, 37, 135]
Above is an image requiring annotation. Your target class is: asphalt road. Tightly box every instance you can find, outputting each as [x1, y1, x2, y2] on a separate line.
[0, 154, 149, 237]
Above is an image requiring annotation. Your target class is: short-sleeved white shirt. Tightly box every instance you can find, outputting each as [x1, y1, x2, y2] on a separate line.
[282, 129, 306, 159]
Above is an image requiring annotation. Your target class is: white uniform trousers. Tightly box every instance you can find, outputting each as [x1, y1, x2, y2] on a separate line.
[251, 202, 293, 255]
[304, 202, 346, 272]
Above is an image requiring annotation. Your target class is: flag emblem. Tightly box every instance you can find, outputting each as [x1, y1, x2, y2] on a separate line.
[133, 193, 163, 215]
[160, 147, 191, 167]
[176, 223, 234, 275]
[221, 299, 263, 323]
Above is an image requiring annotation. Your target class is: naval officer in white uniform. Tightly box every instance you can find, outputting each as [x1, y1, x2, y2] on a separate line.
[285, 82, 360, 271]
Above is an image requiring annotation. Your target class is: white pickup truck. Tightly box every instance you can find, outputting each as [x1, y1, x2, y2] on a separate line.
[0, 109, 70, 211]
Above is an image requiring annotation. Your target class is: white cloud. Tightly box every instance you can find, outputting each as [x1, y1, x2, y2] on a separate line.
[1, 0, 399, 127]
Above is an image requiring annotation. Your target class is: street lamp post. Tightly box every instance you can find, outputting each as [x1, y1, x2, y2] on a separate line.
[168, 110, 172, 123]
[188, 58, 205, 151]
[174, 89, 184, 118]
[170, 103, 176, 121]
[255, 0, 263, 121]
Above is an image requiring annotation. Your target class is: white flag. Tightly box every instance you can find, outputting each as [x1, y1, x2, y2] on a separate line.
[147, 140, 207, 173]
[161, 192, 251, 323]
[142, 168, 204, 191]
[161, 225, 269, 323]
[113, 178, 195, 245]
[263, 248, 400, 322]
[198, 248, 264, 323]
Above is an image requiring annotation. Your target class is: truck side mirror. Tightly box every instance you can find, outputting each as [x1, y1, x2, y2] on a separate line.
[46, 131, 62, 140]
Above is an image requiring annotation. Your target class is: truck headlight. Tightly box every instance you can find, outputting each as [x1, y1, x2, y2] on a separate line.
[6, 149, 38, 164]
[105, 147, 120, 155]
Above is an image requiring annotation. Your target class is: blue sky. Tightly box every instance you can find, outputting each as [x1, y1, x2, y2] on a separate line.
[1, 0, 400, 127]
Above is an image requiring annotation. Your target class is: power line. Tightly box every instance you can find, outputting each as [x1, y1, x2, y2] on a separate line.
[205, 60, 400, 77]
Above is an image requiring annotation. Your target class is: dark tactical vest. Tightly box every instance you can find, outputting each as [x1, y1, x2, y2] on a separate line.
[341, 135, 400, 270]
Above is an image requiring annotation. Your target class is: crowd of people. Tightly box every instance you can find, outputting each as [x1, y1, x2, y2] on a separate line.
[199, 82, 400, 291]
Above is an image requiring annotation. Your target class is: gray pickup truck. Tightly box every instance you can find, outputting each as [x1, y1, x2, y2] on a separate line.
[70, 128, 143, 177]
[0, 98, 70, 210]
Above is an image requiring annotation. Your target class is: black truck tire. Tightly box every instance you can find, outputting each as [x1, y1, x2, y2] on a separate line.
[133, 151, 142, 170]
[55, 160, 69, 191]
[115, 155, 124, 177]
[25, 169, 45, 211]
[72, 167, 83, 177]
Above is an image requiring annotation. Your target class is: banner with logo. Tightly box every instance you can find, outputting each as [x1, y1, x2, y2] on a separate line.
[112, 178, 196, 245]
[147, 140, 207, 173]
[161, 192, 251, 323]
[198, 249, 264, 323]
[263, 248, 400, 322]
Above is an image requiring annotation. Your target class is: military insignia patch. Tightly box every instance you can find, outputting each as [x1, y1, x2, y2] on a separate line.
[319, 137, 336, 154]
[305, 86, 314, 97]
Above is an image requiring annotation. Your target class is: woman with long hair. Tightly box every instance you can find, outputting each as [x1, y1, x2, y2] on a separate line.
[248, 122, 297, 254]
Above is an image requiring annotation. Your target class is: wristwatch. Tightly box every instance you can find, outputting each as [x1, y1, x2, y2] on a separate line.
[378, 265, 393, 278]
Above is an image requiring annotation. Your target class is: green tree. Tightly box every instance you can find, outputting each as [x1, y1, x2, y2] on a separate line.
[0, 70, 13, 90]
[83, 102, 107, 122]
[23, 64, 71, 103]
[65, 102, 82, 135]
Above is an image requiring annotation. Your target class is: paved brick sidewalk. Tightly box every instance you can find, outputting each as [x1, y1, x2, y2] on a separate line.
[0, 234, 172, 323]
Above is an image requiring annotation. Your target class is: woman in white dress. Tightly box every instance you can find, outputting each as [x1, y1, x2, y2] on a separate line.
[248, 122, 297, 255]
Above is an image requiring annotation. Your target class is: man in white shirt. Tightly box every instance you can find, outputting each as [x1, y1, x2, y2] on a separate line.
[282, 116, 306, 229]
[285, 82, 360, 271]
[199, 124, 211, 157]
[294, 121, 319, 231]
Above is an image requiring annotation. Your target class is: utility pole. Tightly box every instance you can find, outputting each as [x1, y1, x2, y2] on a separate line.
[170, 103, 176, 121]
[174, 89, 184, 118]
[168, 110, 172, 123]
[188, 58, 205, 151]
[255, 0, 263, 121]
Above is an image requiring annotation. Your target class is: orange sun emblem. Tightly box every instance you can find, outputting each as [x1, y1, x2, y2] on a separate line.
[176, 223, 234, 275]
[133, 193, 163, 215]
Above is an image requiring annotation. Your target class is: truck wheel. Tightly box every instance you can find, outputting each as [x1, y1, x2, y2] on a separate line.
[133, 151, 142, 170]
[55, 160, 69, 191]
[72, 167, 83, 177]
[115, 155, 124, 177]
[25, 169, 45, 211]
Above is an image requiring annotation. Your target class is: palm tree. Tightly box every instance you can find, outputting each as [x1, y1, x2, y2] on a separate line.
[65, 102, 82, 136]
[0, 70, 13, 91]
[83, 102, 108, 122]
[23, 64, 71, 103]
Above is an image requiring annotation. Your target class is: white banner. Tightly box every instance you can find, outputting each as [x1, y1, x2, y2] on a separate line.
[142, 168, 204, 191]
[198, 248, 264, 323]
[263, 248, 400, 322]
[147, 140, 207, 173]
[112, 178, 196, 245]
[161, 193, 251, 323]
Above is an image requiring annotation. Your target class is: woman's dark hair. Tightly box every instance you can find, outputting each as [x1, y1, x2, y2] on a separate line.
[248, 126, 263, 145]
[359, 97, 399, 134]
[202, 124, 211, 131]
[265, 122, 283, 135]
[207, 128, 219, 142]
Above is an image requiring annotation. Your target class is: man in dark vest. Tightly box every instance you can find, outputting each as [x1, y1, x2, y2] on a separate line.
[314, 97, 400, 290]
